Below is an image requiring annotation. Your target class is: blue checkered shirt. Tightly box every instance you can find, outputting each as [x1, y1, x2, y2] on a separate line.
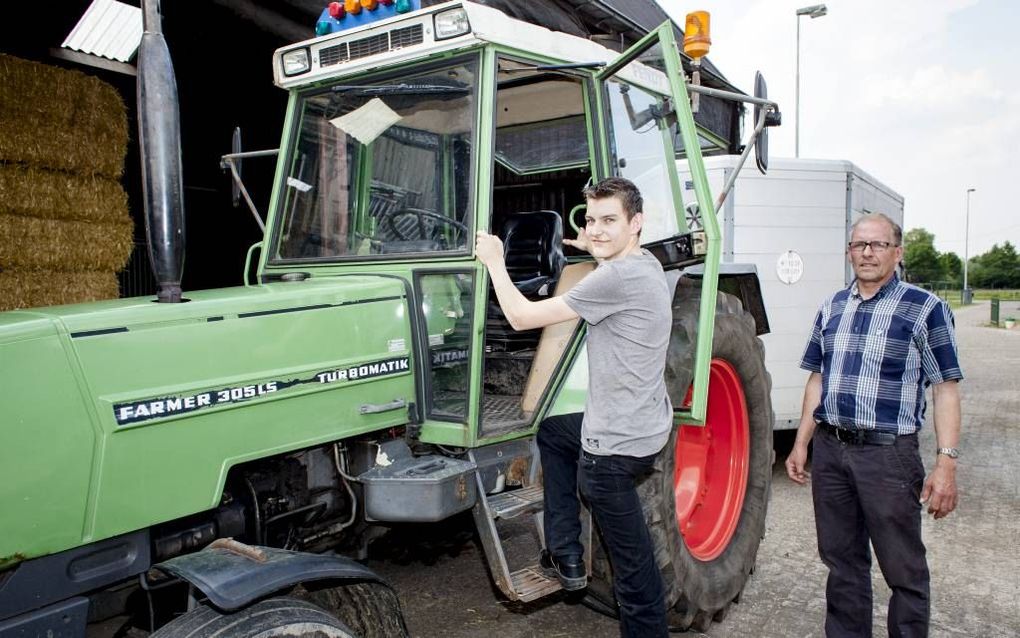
[800, 275, 963, 435]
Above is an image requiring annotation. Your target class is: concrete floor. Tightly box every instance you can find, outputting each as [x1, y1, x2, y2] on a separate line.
[368, 300, 1020, 637]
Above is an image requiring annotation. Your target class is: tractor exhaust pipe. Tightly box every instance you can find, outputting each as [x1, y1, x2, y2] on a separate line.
[137, 0, 185, 302]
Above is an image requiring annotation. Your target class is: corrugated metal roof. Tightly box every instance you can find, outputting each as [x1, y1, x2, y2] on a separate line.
[61, 0, 142, 63]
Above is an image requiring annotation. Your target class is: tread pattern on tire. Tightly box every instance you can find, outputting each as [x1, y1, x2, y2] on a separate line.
[150, 597, 357, 638]
[295, 581, 409, 638]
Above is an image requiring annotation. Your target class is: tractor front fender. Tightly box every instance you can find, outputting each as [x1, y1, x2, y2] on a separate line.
[155, 539, 388, 612]
[682, 263, 770, 336]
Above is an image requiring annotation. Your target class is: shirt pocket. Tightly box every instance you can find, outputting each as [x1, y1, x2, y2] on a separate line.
[863, 319, 913, 376]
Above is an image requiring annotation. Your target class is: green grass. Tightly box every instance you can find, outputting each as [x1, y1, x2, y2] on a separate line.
[930, 289, 1020, 311]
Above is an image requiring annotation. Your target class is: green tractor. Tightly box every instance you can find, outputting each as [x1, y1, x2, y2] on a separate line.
[0, 1, 779, 635]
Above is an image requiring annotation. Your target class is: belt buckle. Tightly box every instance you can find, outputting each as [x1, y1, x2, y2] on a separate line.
[833, 426, 857, 444]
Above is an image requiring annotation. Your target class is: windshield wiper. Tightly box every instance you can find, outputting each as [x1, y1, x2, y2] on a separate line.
[331, 83, 469, 96]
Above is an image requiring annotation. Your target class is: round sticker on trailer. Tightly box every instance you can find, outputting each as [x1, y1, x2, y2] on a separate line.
[777, 250, 804, 284]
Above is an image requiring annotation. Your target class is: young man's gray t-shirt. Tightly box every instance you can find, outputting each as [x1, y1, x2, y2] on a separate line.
[563, 250, 673, 457]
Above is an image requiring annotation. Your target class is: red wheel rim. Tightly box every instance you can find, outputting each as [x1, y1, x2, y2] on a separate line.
[673, 359, 750, 561]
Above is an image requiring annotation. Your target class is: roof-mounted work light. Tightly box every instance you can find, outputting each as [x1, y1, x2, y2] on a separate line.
[434, 7, 470, 40]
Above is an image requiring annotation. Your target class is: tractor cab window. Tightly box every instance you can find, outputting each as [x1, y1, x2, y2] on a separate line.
[601, 41, 686, 242]
[272, 58, 478, 262]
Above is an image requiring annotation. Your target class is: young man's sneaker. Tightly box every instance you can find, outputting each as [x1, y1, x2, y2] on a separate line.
[540, 549, 587, 590]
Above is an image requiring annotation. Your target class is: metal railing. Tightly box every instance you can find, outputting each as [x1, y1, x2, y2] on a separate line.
[118, 241, 158, 298]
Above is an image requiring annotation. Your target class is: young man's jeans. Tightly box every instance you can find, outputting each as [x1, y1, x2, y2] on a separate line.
[811, 427, 930, 638]
[537, 413, 668, 638]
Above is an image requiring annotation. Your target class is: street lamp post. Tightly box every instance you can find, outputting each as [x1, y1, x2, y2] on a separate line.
[795, 4, 827, 158]
[963, 187, 976, 304]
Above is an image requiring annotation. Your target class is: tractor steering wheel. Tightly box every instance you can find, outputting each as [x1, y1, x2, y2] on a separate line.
[380, 207, 468, 244]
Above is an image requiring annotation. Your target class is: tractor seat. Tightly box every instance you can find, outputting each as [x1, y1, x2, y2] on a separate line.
[499, 210, 566, 296]
[484, 211, 566, 355]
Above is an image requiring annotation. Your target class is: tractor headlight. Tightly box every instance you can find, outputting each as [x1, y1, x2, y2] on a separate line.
[281, 48, 310, 76]
[434, 7, 470, 40]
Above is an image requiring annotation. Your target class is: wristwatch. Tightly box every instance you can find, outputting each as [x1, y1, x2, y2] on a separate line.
[937, 447, 960, 459]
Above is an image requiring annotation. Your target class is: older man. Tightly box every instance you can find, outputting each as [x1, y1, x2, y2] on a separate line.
[786, 213, 963, 637]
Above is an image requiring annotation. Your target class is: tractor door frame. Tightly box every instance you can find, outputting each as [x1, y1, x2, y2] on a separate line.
[593, 22, 721, 424]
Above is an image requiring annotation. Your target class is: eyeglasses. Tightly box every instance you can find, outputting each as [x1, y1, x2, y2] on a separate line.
[848, 240, 898, 253]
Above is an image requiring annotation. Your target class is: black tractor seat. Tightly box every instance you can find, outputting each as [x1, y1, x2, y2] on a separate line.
[486, 210, 566, 355]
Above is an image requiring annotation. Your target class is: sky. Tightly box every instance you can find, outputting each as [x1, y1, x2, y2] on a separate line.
[657, 0, 1020, 258]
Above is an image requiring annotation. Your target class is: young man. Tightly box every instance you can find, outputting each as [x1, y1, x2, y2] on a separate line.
[475, 177, 673, 637]
[785, 213, 963, 637]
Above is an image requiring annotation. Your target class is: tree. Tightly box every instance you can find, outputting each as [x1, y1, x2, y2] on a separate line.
[902, 228, 942, 284]
[970, 242, 1020, 289]
[939, 252, 962, 286]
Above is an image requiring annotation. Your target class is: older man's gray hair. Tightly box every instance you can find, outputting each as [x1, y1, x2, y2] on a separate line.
[852, 212, 903, 246]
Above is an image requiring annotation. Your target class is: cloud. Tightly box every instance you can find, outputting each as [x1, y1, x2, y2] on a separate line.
[655, 0, 1019, 256]
[858, 66, 1003, 112]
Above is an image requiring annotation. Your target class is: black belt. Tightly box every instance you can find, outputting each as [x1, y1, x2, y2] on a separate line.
[818, 421, 897, 446]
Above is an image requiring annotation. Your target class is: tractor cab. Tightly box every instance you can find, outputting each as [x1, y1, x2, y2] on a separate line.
[258, 1, 722, 448]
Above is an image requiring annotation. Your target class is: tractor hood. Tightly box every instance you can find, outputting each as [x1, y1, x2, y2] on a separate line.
[0, 275, 416, 564]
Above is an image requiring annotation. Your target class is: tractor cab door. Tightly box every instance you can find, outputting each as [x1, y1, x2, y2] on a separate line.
[594, 23, 722, 423]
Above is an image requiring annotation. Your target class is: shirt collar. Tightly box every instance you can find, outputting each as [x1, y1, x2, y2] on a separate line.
[849, 273, 901, 300]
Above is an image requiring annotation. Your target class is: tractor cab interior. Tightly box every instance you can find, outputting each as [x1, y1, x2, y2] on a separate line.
[477, 59, 593, 437]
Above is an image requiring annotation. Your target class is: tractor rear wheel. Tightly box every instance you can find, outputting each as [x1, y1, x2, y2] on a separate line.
[586, 286, 773, 632]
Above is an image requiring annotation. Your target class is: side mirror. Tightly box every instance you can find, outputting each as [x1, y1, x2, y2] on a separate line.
[753, 72, 782, 174]
[754, 72, 768, 174]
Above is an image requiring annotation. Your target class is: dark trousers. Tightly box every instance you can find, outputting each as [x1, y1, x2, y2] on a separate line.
[811, 428, 930, 638]
[537, 413, 668, 638]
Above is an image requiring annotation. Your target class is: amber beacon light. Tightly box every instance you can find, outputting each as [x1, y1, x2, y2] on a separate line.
[683, 11, 711, 59]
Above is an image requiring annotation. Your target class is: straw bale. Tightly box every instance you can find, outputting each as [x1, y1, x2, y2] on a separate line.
[0, 55, 128, 177]
[0, 214, 133, 272]
[0, 164, 128, 223]
[0, 118, 125, 178]
[0, 269, 119, 312]
[0, 54, 127, 142]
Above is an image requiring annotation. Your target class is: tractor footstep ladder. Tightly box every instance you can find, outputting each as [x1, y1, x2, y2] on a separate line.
[469, 457, 592, 602]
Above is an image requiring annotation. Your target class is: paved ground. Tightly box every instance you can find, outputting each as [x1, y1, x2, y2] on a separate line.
[366, 300, 1020, 637]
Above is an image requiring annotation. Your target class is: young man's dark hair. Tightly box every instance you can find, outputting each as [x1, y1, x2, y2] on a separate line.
[581, 176, 643, 221]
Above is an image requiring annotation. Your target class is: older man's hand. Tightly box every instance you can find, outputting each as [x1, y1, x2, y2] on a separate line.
[920, 459, 958, 519]
[785, 442, 811, 485]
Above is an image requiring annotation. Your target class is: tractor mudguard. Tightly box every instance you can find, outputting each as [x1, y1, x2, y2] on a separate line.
[155, 539, 388, 612]
[0, 529, 150, 623]
[682, 263, 770, 335]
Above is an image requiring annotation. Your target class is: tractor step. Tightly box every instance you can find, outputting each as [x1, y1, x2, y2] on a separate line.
[468, 449, 592, 604]
[509, 565, 561, 602]
[486, 484, 545, 520]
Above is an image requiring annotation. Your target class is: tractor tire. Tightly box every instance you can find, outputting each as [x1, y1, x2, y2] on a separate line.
[586, 285, 773, 632]
[150, 597, 357, 638]
[295, 581, 409, 638]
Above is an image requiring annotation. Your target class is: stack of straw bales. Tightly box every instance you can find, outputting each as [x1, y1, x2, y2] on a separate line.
[0, 54, 133, 311]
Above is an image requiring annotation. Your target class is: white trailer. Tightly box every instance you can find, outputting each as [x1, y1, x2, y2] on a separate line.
[677, 157, 905, 430]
